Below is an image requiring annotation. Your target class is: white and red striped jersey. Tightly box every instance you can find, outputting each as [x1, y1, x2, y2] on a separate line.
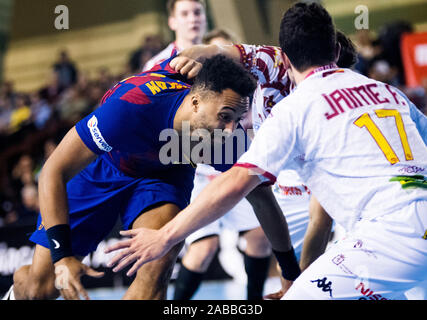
[143, 42, 180, 72]
[234, 44, 293, 133]
[235, 44, 309, 193]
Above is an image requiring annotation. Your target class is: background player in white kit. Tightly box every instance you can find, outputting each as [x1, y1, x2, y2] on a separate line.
[106, 2, 427, 300]
[143, 0, 207, 72]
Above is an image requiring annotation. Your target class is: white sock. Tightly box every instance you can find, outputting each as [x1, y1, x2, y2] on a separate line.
[9, 286, 15, 300]
[3, 286, 15, 300]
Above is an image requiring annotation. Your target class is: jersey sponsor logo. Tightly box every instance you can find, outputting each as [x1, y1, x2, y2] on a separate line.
[356, 282, 390, 300]
[398, 165, 425, 175]
[389, 175, 427, 190]
[331, 254, 355, 275]
[87, 116, 113, 152]
[276, 185, 304, 196]
[332, 254, 345, 265]
[310, 277, 333, 298]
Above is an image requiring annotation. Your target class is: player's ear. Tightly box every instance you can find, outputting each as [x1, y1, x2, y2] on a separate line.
[281, 51, 291, 70]
[191, 95, 200, 113]
[168, 15, 177, 32]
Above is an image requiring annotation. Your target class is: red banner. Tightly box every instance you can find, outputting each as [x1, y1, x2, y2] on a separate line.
[401, 32, 427, 88]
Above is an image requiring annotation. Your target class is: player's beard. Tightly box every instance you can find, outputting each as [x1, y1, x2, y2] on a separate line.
[190, 120, 215, 147]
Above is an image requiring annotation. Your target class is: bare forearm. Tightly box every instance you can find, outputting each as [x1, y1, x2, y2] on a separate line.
[299, 198, 332, 271]
[179, 44, 240, 63]
[38, 168, 70, 228]
[162, 167, 260, 247]
[299, 223, 330, 271]
[245, 186, 293, 252]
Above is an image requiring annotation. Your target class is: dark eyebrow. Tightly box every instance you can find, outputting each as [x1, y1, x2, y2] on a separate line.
[220, 107, 237, 112]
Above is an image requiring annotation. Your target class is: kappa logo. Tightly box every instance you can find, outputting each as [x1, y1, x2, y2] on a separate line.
[311, 277, 333, 298]
[87, 116, 113, 152]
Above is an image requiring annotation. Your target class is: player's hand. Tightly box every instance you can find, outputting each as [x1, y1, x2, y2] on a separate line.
[54, 256, 104, 300]
[170, 56, 202, 79]
[263, 277, 293, 300]
[105, 228, 172, 277]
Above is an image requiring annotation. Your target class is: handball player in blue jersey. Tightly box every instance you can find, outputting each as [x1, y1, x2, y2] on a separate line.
[8, 55, 257, 300]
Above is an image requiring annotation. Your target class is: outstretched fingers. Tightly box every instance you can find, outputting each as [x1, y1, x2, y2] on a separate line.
[127, 256, 152, 277]
[104, 238, 132, 254]
[112, 252, 139, 273]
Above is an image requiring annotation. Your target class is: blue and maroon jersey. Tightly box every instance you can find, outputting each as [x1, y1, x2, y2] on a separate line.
[76, 56, 193, 178]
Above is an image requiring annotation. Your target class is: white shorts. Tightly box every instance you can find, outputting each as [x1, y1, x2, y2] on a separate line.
[283, 200, 427, 300]
[185, 167, 260, 245]
[186, 167, 311, 258]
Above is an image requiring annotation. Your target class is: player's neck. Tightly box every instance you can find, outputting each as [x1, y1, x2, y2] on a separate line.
[292, 66, 318, 86]
[175, 37, 202, 51]
[173, 95, 193, 133]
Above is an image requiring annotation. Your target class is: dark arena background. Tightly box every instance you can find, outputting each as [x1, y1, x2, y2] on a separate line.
[0, 0, 426, 303]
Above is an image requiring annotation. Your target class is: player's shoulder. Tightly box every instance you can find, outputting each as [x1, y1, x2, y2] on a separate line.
[239, 44, 286, 78]
[295, 68, 366, 99]
[105, 70, 190, 106]
[144, 43, 177, 71]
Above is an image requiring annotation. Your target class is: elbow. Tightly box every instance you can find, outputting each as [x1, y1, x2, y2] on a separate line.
[38, 162, 66, 196]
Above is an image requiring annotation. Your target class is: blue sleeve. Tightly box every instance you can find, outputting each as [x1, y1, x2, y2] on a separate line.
[395, 89, 427, 146]
[210, 124, 250, 172]
[409, 103, 427, 145]
[75, 98, 152, 155]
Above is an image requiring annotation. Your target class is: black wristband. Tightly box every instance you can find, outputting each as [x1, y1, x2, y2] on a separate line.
[46, 224, 73, 264]
[272, 248, 301, 281]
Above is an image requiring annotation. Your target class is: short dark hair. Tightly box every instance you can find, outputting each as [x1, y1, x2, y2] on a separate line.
[279, 2, 336, 72]
[192, 55, 256, 98]
[167, 0, 206, 16]
[336, 30, 358, 69]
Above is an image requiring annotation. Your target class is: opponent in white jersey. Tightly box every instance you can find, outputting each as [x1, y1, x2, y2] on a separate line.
[143, 0, 206, 72]
[234, 4, 427, 298]
[239, 65, 427, 299]
[144, 42, 180, 72]
[105, 2, 427, 300]
[145, 1, 277, 301]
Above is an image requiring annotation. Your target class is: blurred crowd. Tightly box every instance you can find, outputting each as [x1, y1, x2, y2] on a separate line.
[0, 20, 426, 228]
[353, 22, 427, 111]
[0, 35, 166, 227]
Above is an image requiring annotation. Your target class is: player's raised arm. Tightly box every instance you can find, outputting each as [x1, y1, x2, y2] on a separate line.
[38, 127, 104, 300]
[170, 44, 241, 78]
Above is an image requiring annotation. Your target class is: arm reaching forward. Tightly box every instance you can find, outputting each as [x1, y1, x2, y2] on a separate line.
[106, 166, 262, 277]
[170, 44, 241, 79]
